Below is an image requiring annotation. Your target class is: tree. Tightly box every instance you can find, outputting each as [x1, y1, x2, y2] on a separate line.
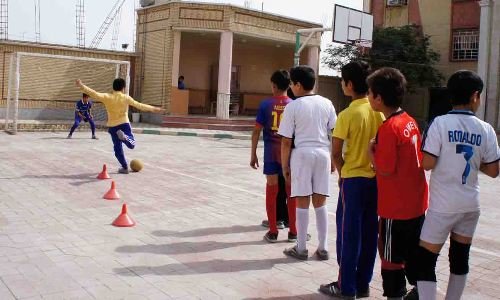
[322, 25, 443, 89]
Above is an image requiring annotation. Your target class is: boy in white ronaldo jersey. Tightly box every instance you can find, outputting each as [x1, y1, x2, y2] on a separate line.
[417, 70, 500, 300]
[278, 66, 337, 261]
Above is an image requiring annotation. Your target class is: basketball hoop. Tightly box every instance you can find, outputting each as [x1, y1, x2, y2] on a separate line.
[353, 39, 372, 55]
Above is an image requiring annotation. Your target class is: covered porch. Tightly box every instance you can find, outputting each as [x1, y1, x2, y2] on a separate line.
[169, 29, 320, 119]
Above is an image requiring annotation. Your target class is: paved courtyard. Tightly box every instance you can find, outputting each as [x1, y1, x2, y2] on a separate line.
[0, 131, 499, 299]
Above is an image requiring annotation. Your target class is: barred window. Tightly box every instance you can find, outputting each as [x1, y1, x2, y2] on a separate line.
[452, 29, 479, 61]
[387, 0, 408, 5]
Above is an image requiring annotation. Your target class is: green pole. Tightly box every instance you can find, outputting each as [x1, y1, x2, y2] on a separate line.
[294, 31, 300, 66]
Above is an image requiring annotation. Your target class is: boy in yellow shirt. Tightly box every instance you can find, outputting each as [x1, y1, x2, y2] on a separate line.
[75, 78, 165, 174]
[320, 61, 384, 299]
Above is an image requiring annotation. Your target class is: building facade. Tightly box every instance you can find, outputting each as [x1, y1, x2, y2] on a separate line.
[135, 1, 322, 119]
[369, 0, 480, 79]
[477, 0, 500, 130]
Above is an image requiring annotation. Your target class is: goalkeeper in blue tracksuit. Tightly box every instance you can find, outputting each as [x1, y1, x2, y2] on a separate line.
[68, 93, 97, 139]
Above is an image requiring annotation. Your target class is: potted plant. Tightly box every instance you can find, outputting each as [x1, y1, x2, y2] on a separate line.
[130, 107, 141, 123]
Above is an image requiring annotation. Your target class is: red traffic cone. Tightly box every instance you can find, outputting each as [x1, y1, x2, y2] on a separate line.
[97, 164, 111, 180]
[103, 181, 120, 200]
[112, 204, 135, 227]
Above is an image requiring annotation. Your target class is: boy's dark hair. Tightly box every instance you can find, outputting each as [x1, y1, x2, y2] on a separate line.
[341, 61, 370, 94]
[287, 88, 296, 100]
[178, 76, 184, 81]
[113, 78, 126, 91]
[367, 67, 407, 108]
[447, 70, 483, 105]
[270, 69, 291, 91]
[289, 65, 316, 91]
[82, 93, 89, 98]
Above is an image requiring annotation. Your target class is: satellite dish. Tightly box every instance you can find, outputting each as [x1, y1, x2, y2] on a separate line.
[140, 0, 155, 7]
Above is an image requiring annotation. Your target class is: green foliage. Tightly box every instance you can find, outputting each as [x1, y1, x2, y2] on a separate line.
[322, 25, 443, 88]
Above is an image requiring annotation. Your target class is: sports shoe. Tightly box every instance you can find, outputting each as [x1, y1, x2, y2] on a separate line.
[67, 134, 72, 139]
[356, 287, 370, 298]
[263, 231, 278, 243]
[319, 281, 354, 299]
[118, 167, 129, 174]
[283, 245, 308, 260]
[314, 249, 329, 261]
[404, 287, 418, 300]
[92, 135, 98, 140]
[261, 220, 285, 229]
[116, 130, 126, 141]
[287, 233, 312, 242]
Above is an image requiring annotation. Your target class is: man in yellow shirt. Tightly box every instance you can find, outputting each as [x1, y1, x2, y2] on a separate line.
[75, 78, 165, 174]
[319, 61, 384, 299]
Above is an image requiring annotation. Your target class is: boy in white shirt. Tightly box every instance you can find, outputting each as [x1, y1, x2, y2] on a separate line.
[278, 66, 337, 260]
[417, 70, 500, 300]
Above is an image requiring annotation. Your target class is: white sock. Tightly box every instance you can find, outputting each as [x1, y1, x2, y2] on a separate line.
[315, 205, 328, 251]
[417, 281, 437, 300]
[296, 208, 309, 252]
[445, 273, 467, 300]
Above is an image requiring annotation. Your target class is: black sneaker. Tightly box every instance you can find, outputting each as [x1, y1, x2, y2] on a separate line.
[404, 287, 418, 300]
[263, 231, 278, 243]
[92, 135, 98, 140]
[319, 281, 354, 299]
[356, 287, 370, 298]
[118, 168, 129, 174]
[287, 233, 312, 242]
[261, 220, 285, 229]
[67, 134, 72, 139]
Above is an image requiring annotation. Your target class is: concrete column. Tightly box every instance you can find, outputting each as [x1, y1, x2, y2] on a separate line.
[171, 31, 181, 88]
[363, 0, 371, 13]
[307, 46, 320, 74]
[492, 1, 500, 130]
[217, 31, 233, 120]
[477, 0, 493, 121]
[307, 46, 320, 92]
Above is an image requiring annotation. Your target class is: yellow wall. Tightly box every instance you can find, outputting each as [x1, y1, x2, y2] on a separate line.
[179, 35, 219, 91]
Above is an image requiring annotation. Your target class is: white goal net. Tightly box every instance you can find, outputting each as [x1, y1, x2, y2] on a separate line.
[4, 52, 130, 134]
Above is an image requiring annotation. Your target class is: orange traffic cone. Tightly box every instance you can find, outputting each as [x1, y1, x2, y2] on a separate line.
[112, 204, 135, 227]
[97, 164, 111, 180]
[103, 181, 120, 200]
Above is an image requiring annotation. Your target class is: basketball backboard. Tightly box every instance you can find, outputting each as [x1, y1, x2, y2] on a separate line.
[333, 4, 373, 48]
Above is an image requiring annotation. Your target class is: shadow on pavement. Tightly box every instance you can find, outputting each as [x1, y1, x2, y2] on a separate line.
[152, 224, 265, 237]
[116, 240, 268, 255]
[114, 257, 302, 276]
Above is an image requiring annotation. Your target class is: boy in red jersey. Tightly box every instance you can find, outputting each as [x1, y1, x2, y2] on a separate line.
[367, 68, 429, 300]
[251, 70, 295, 243]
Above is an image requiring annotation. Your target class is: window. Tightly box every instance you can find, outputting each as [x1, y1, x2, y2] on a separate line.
[387, 0, 408, 6]
[452, 29, 479, 61]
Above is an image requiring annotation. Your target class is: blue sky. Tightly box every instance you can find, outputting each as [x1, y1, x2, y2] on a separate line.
[8, 0, 363, 73]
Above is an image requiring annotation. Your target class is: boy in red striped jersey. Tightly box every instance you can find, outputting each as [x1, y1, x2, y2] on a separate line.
[367, 68, 429, 300]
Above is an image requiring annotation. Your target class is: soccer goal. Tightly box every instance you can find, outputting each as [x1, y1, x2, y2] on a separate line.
[3, 52, 131, 134]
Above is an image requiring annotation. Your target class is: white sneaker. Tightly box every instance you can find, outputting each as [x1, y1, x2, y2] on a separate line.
[116, 130, 126, 141]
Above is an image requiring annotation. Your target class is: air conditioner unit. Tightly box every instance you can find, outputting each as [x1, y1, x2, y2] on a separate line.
[387, 0, 408, 6]
[140, 0, 155, 7]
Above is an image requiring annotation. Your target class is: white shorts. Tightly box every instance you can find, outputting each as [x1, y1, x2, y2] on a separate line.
[290, 147, 331, 197]
[420, 210, 480, 244]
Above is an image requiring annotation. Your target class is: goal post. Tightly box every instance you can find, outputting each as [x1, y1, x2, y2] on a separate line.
[4, 52, 131, 134]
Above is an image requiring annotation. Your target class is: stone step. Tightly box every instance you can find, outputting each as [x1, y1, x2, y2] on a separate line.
[163, 115, 254, 125]
[161, 121, 253, 131]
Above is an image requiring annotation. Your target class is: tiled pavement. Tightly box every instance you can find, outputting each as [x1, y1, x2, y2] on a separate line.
[0, 132, 499, 299]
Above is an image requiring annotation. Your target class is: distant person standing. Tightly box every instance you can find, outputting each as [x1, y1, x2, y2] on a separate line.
[67, 93, 97, 139]
[178, 76, 186, 90]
